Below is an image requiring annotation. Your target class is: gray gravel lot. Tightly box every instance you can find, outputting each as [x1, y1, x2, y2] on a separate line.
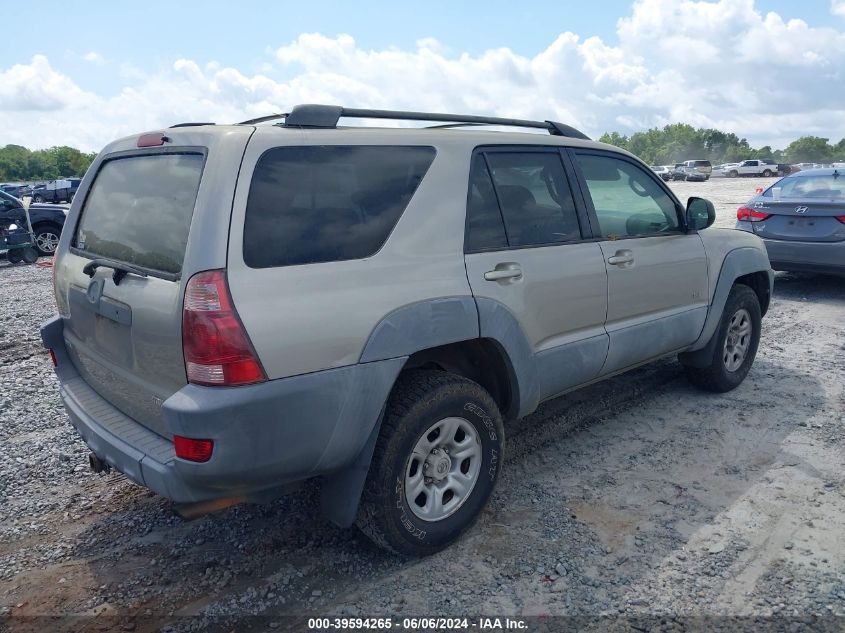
[0, 177, 843, 632]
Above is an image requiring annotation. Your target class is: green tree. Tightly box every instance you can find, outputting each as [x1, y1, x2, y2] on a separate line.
[782, 137, 833, 163]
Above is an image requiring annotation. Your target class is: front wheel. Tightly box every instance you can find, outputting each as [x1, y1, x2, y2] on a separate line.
[728, 170, 738, 178]
[684, 285, 761, 393]
[356, 370, 504, 556]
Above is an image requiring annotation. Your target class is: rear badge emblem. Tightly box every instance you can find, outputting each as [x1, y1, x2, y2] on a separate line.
[86, 278, 105, 304]
[795, 206, 809, 214]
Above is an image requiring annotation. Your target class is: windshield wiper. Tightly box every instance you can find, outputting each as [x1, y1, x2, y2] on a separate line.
[82, 258, 148, 286]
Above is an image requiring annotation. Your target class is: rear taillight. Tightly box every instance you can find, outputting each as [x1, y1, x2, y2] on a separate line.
[182, 270, 266, 386]
[174, 435, 214, 462]
[49, 349, 57, 367]
[737, 207, 771, 222]
[836, 215, 845, 224]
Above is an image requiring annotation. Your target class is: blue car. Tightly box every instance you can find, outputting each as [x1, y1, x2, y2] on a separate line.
[735, 168, 845, 276]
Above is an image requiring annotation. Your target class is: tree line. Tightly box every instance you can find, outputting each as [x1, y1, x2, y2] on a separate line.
[598, 124, 845, 166]
[0, 145, 97, 182]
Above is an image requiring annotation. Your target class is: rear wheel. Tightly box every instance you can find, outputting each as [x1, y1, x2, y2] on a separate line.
[33, 224, 61, 255]
[33, 194, 44, 203]
[728, 170, 738, 178]
[762, 169, 772, 177]
[684, 285, 761, 393]
[356, 370, 504, 556]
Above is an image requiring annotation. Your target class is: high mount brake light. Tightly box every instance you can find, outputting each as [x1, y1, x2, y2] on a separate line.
[182, 270, 266, 386]
[137, 133, 168, 147]
[736, 207, 771, 222]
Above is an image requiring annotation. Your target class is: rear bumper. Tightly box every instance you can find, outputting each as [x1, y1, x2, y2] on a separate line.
[41, 316, 405, 504]
[762, 238, 845, 276]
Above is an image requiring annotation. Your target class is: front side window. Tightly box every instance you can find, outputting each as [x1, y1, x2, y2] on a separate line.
[485, 152, 581, 247]
[575, 153, 680, 239]
[244, 146, 435, 268]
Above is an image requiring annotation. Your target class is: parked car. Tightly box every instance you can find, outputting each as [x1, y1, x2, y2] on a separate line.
[672, 165, 707, 181]
[725, 160, 779, 178]
[41, 104, 773, 556]
[31, 178, 81, 204]
[711, 163, 739, 178]
[735, 168, 845, 276]
[0, 190, 67, 255]
[650, 165, 672, 181]
[681, 159, 713, 179]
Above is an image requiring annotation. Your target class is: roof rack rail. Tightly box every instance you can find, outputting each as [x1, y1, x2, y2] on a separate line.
[237, 104, 590, 140]
[170, 122, 216, 128]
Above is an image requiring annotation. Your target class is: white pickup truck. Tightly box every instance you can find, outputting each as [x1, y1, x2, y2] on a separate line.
[724, 160, 778, 178]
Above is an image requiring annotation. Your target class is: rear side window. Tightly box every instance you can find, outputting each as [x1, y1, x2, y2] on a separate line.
[74, 153, 204, 274]
[244, 146, 435, 268]
[465, 155, 508, 252]
[485, 152, 581, 247]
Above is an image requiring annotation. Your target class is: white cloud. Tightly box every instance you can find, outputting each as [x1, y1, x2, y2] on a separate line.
[83, 51, 104, 64]
[2, 1, 845, 152]
[833, 1, 845, 18]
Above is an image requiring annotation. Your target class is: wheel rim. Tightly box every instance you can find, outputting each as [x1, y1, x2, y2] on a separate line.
[404, 417, 482, 522]
[36, 232, 59, 253]
[723, 308, 752, 372]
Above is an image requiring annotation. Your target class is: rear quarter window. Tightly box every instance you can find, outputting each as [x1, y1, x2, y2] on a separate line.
[243, 146, 435, 268]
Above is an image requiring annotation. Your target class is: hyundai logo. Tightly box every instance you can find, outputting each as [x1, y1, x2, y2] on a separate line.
[795, 206, 809, 214]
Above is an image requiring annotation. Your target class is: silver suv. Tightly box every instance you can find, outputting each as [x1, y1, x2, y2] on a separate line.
[42, 105, 774, 556]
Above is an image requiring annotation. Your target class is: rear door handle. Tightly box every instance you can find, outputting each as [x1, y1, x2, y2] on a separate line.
[484, 264, 522, 282]
[607, 250, 634, 266]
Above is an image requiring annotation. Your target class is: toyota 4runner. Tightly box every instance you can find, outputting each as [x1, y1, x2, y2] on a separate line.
[42, 105, 774, 556]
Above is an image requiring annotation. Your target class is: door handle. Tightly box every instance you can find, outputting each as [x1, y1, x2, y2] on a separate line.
[484, 264, 522, 282]
[607, 250, 634, 266]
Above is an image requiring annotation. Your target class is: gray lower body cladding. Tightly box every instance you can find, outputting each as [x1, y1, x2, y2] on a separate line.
[763, 238, 845, 276]
[41, 316, 406, 504]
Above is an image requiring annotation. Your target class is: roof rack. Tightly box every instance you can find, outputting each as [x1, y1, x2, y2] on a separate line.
[170, 122, 216, 128]
[237, 104, 590, 140]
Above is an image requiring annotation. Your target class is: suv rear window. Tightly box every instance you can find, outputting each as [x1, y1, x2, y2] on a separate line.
[243, 146, 435, 268]
[74, 153, 204, 275]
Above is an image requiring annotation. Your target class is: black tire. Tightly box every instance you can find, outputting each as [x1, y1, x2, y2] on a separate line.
[21, 247, 39, 264]
[6, 249, 23, 264]
[762, 169, 772, 177]
[684, 285, 761, 393]
[33, 224, 62, 256]
[356, 370, 504, 557]
[33, 194, 44, 203]
[728, 170, 738, 178]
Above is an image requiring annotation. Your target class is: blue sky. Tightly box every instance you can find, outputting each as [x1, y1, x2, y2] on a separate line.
[3, 0, 845, 150]
[4, 0, 835, 88]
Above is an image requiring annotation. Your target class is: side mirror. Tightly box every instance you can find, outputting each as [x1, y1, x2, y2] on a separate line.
[686, 197, 715, 231]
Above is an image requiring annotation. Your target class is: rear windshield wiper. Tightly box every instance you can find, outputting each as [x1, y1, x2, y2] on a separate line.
[82, 258, 148, 286]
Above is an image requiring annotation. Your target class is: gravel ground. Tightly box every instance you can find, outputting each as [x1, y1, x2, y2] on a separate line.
[1, 178, 843, 632]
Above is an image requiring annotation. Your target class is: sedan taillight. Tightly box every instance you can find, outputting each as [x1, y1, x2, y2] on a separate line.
[737, 207, 771, 222]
